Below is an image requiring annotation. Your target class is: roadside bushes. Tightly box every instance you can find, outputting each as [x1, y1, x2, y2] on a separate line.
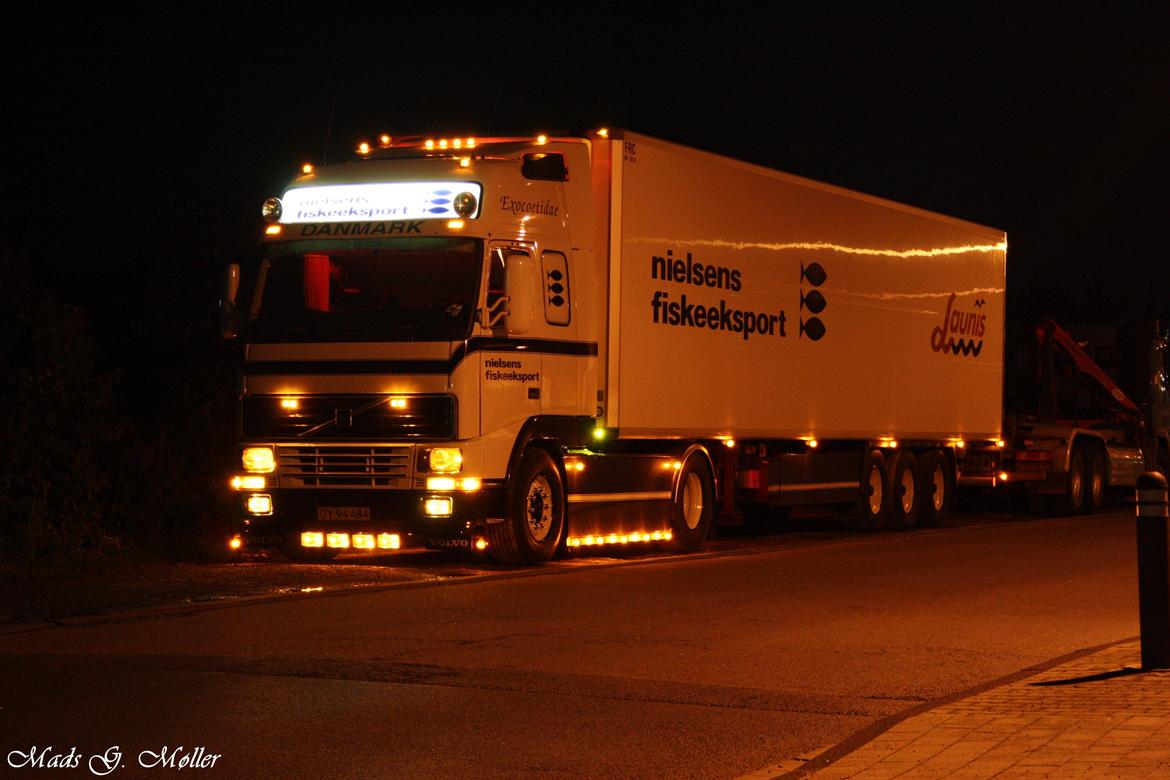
[0, 252, 121, 558]
[0, 252, 238, 563]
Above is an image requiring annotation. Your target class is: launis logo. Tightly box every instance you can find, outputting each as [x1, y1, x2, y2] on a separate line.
[931, 293, 987, 357]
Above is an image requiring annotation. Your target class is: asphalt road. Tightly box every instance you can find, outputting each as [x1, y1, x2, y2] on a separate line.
[0, 512, 1139, 778]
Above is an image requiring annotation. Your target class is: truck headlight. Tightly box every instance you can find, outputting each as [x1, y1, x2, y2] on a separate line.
[426, 448, 463, 473]
[242, 447, 276, 473]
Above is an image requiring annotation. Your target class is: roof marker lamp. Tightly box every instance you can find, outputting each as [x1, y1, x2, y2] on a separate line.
[358, 141, 371, 154]
[301, 163, 314, 175]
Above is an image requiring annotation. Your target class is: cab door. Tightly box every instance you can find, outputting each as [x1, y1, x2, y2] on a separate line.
[479, 242, 542, 436]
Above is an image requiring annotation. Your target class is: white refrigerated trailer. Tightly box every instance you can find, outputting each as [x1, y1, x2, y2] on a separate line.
[224, 130, 1007, 563]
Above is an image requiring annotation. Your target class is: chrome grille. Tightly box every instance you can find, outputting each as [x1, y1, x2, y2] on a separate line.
[277, 445, 413, 488]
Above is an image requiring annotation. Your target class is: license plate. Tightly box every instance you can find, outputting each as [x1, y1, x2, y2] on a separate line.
[317, 507, 371, 522]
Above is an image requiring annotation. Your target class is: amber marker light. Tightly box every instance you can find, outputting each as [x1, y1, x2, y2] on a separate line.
[358, 141, 371, 154]
[228, 535, 243, 551]
[474, 538, 488, 551]
[596, 128, 609, 137]
[536, 134, 548, 145]
[301, 532, 325, 548]
[326, 533, 350, 549]
[230, 475, 266, 491]
[424, 139, 435, 149]
[280, 397, 299, 410]
[352, 534, 376, 550]
[388, 397, 408, 410]
[996, 439, 1006, 448]
[459, 157, 471, 168]
[379, 134, 391, 146]
[724, 438, 736, 448]
[998, 471, 1010, 482]
[459, 478, 482, 491]
[301, 163, 314, 175]
[438, 139, 449, 149]
[807, 439, 819, 449]
[265, 225, 283, 236]
[377, 533, 401, 550]
[447, 219, 465, 230]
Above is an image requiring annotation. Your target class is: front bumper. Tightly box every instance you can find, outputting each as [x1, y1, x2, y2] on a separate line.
[239, 484, 506, 550]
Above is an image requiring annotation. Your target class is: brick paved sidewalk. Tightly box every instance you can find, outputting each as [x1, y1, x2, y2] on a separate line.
[810, 640, 1170, 778]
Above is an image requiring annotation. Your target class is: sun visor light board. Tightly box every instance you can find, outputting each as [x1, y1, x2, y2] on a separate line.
[280, 182, 483, 223]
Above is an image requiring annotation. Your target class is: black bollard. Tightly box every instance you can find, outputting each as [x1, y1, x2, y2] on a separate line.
[1136, 471, 1170, 669]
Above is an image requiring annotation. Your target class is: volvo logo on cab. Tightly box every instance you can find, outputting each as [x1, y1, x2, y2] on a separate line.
[931, 293, 986, 357]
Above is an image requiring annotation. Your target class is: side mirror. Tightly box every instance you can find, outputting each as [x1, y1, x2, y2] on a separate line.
[504, 252, 536, 334]
[219, 263, 242, 340]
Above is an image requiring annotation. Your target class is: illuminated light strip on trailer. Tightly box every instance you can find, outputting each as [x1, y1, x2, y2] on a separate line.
[566, 531, 673, 548]
[279, 182, 483, 223]
[566, 491, 673, 504]
[629, 237, 1007, 258]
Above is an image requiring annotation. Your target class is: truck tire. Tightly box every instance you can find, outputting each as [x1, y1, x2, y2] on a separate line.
[844, 450, 887, 531]
[886, 450, 919, 530]
[1060, 445, 1087, 515]
[1085, 447, 1106, 513]
[487, 448, 565, 565]
[917, 450, 952, 527]
[670, 453, 714, 549]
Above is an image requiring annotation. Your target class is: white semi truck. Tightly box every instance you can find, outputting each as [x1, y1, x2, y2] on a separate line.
[222, 130, 1008, 563]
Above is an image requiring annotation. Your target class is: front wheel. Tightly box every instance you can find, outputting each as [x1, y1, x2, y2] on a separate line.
[670, 453, 714, 550]
[487, 448, 565, 565]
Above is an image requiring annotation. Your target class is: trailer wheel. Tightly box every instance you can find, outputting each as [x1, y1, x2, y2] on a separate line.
[844, 450, 887, 531]
[487, 448, 565, 565]
[1085, 447, 1106, 513]
[1061, 445, 1087, 515]
[917, 450, 952, 527]
[886, 450, 919, 530]
[670, 454, 714, 549]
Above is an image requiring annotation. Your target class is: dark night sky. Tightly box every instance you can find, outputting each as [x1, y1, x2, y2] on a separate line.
[4, 6, 1168, 381]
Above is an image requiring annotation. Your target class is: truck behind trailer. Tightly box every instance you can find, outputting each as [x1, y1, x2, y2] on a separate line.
[221, 130, 1008, 563]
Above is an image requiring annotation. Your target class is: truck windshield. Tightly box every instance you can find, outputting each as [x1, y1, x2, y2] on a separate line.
[250, 238, 482, 342]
